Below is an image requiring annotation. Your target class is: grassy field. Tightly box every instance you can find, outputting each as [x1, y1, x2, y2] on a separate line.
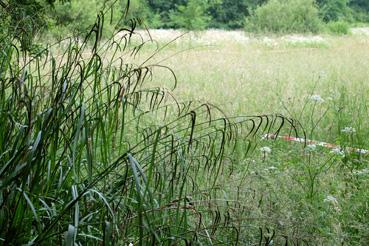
[138, 30, 369, 143]
[1, 26, 369, 245]
[136, 29, 369, 244]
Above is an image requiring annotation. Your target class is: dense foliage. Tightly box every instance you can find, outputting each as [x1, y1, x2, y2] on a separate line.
[317, 0, 351, 22]
[145, 0, 369, 30]
[2, 0, 369, 35]
[245, 0, 322, 34]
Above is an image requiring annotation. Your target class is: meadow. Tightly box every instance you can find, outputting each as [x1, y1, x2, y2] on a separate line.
[132, 29, 369, 244]
[1, 22, 369, 245]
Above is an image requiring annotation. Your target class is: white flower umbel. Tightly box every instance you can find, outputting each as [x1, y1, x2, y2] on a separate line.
[357, 149, 369, 155]
[310, 95, 324, 103]
[324, 195, 340, 212]
[341, 126, 356, 134]
[353, 168, 369, 176]
[260, 146, 272, 154]
[260, 146, 271, 162]
[129, 243, 133, 246]
[305, 144, 317, 152]
[330, 147, 345, 157]
[324, 195, 338, 204]
[264, 166, 278, 172]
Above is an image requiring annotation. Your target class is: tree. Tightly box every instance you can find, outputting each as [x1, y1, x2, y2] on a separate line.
[208, 0, 248, 29]
[350, 0, 369, 12]
[147, 0, 185, 28]
[349, 0, 369, 22]
[316, 0, 350, 22]
[244, 0, 268, 14]
[169, 0, 210, 30]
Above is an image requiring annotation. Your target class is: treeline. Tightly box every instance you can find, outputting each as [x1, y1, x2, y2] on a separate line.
[49, 0, 369, 31]
[136, 0, 369, 29]
[1, 0, 369, 43]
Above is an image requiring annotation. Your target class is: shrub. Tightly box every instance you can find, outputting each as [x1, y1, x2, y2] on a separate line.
[245, 0, 323, 34]
[326, 20, 350, 35]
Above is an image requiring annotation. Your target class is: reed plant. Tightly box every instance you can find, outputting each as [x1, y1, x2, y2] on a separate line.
[0, 4, 303, 245]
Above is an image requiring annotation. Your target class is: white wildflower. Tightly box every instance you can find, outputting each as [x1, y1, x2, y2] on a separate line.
[305, 144, 317, 152]
[262, 37, 278, 47]
[129, 243, 133, 246]
[283, 35, 326, 46]
[341, 127, 356, 134]
[330, 148, 345, 157]
[324, 195, 338, 205]
[264, 166, 278, 171]
[357, 149, 368, 155]
[260, 146, 272, 154]
[324, 195, 340, 212]
[317, 142, 327, 147]
[353, 168, 369, 176]
[310, 95, 324, 103]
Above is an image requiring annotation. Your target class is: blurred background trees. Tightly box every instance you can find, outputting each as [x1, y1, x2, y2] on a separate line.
[1, 0, 369, 42]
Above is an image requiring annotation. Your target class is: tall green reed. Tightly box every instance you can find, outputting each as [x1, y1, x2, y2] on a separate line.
[0, 4, 304, 245]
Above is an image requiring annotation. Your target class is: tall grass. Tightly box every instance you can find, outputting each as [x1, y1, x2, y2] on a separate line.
[0, 8, 304, 245]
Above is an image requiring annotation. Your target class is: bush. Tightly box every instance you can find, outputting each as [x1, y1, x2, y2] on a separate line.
[326, 20, 350, 35]
[245, 0, 323, 34]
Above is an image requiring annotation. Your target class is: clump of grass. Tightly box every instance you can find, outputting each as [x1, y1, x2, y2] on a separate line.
[326, 21, 351, 35]
[0, 5, 303, 245]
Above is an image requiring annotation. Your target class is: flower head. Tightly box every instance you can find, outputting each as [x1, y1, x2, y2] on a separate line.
[357, 149, 368, 155]
[260, 146, 272, 154]
[341, 127, 356, 134]
[310, 95, 324, 103]
[324, 195, 338, 204]
[353, 168, 369, 176]
[264, 166, 278, 172]
[324, 195, 340, 212]
[305, 144, 317, 152]
[330, 147, 345, 157]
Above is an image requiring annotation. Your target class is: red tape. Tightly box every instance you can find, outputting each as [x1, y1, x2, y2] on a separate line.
[264, 134, 369, 156]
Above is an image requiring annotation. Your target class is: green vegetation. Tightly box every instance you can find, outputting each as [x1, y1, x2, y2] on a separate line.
[49, 0, 107, 35]
[245, 0, 322, 34]
[144, 31, 369, 244]
[169, 0, 210, 30]
[2, 0, 369, 37]
[1, 0, 369, 245]
[317, 0, 351, 22]
[326, 20, 350, 34]
[0, 1, 300, 245]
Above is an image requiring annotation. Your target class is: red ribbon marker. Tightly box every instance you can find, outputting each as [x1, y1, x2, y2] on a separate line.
[264, 134, 369, 156]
